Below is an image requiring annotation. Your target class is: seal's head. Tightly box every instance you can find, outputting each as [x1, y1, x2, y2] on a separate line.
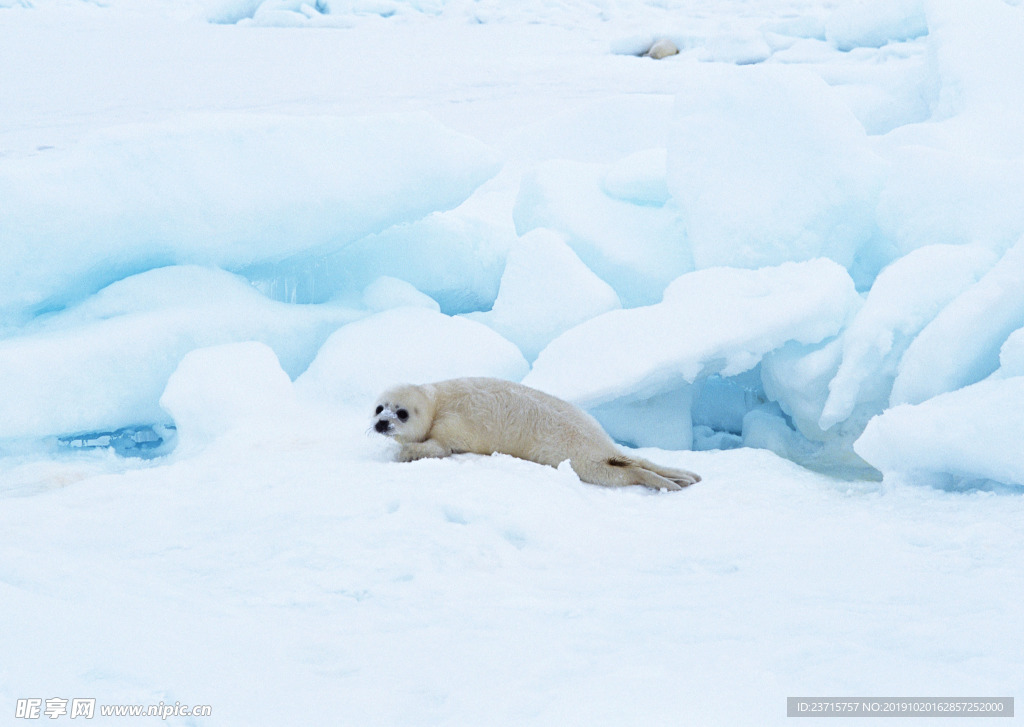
[371, 384, 434, 444]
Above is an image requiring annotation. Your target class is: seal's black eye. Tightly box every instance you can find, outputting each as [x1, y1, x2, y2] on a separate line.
[396, 408, 409, 421]
[375, 405, 384, 415]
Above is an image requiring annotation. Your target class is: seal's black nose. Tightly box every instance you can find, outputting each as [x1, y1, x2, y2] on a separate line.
[374, 419, 390, 434]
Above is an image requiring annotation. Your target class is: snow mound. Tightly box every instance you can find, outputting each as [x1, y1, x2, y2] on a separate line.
[824, 0, 927, 52]
[819, 244, 998, 430]
[994, 328, 1024, 379]
[294, 307, 529, 409]
[524, 259, 858, 448]
[0, 266, 357, 441]
[513, 157, 691, 307]
[891, 237, 1024, 406]
[0, 112, 499, 326]
[526, 259, 858, 408]
[505, 95, 676, 165]
[926, 0, 1024, 150]
[160, 342, 297, 454]
[881, 0, 1024, 158]
[855, 377, 1024, 490]
[667, 64, 882, 274]
[362, 276, 441, 313]
[600, 148, 671, 207]
[760, 242, 1008, 471]
[876, 147, 1024, 257]
[246, 206, 513, 314]
[205, 0, 438, 26]
[762, 337, 844, 444]
[465, 229, 621, 362]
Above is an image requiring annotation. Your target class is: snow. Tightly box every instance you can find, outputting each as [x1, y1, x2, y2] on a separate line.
[667, 63, 883, 275]
[525, 259, 858, 407]
[995, 327, 1024, 378]
[513, 157, 691, 307]
[0, 266, 358, 441]
[818, 243, 998, 430]
[762, 337, 844, 443]
[823, 0, 927, 52]
[856, 377, 1024, 490]
[3, 431, 1022, 725]
[361, 276, 441, 313]
[890, 236, 1024, 406]
[465, 228, 621, 362]
[875, 146, 1024, 257]
[3, 0, 1024, 721]
[523, 259, 857, 450]
[0, 112, 498, 327]
[290, 203, 514, 313]
[294, 307, 529, 409]
[599, 148, 670, 207]
[159, 341, 298, 455]
[922, 0, 1024, 154]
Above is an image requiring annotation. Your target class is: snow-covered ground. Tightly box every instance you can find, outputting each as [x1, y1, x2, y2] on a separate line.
[2, 0, 1023, 723]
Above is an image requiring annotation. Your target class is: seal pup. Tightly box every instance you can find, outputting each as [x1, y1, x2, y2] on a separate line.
[644, 38, 679, 60]
[372, 377, 700, 491]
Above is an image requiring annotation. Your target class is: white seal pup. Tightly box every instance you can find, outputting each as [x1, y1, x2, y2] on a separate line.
[644, 38, 679, 60]
[372, 377, 700, 491]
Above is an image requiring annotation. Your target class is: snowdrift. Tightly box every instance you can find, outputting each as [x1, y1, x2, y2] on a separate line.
[0, 112, 500, 326]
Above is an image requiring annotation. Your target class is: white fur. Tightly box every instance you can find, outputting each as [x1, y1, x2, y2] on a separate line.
[372, 377, 700, 491]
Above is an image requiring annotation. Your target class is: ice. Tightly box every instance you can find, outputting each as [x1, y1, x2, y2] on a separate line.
[0, 112, 499, 327]
[772, 33, 935, 136]
[994, 328, 1024, 379]
[864, 0, 1024, 249]
[741, 407, 822, 464]
[527, 259, 857, 406]
[465, 229, 621, 361]
[591, 387, 696, 450]
[666, 64, 884, 275]
[0, 266, 357, 440]
[251, 205, 514, 313]
[761, 15, 827, 42]
[924, 0, 1024, 153]
[762, 337, 844, 443]
[823, 0, 927, 52]
[875, 146, 1024, 257]
[524, 259, 858, 447]
[513, 157, 691, 307]
[361, 276, 441, 313]
[600, 148, 670, 207]
[763, 241, 1008, 471]
[856, 377, 1024, 490]
[204, 0, 266, 23]
[819, 244, 998, 430]
[159, 342, 297, 455]
[867, 0, 1024, 285]
[690, 368, 764, 440]
[294, 307, 529, 410]
[890, 237, 1024, 406]
[208, 0, 445, 25]
[504, 96, 676, 165]
[700, 28, 773, 65]
[879, 0, 1024, 158]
